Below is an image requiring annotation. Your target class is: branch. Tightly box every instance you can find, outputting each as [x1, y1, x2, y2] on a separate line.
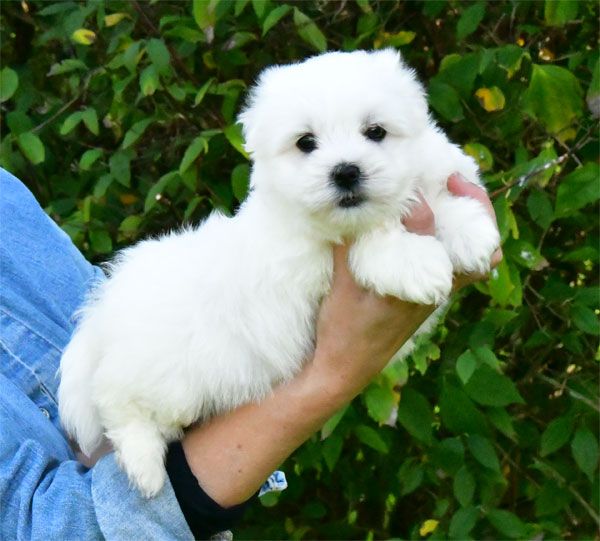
[490, 153, 569, 198]
[536, 374, 600, 413]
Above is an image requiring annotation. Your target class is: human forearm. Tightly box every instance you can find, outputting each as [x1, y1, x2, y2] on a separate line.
[181, 300, 433, 508]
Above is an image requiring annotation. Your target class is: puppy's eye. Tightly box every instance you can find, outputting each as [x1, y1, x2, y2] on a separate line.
[364, 125, 386, 142]
[296, 134, 317, 153]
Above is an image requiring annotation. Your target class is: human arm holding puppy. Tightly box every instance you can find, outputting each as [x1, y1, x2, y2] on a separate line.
[181, 173, 502, 509]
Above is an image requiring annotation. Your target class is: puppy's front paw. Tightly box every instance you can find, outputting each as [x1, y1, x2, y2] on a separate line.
[350, 229, 453, 305]
[436, 196, 500, 275]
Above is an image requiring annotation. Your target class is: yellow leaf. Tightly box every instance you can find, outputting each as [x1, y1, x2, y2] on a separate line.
[119, 193, 138, 205]
[374, 30, 416, 49]
[71, 29, 96, 46]
[538, 47, 555, 61]
[419, 519, 439, 537]
[105, 13, 129, 27]
[475, 86, 506, 112]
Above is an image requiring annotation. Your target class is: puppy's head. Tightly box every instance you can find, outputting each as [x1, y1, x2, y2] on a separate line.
[239, 49, 430, 236]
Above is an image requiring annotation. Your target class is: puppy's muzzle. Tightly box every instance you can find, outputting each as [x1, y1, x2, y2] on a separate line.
[331, 162, 365, 208]
[331, 162, 361, 191]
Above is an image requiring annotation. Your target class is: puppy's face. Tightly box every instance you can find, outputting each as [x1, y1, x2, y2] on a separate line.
[240, 50, 431, 236]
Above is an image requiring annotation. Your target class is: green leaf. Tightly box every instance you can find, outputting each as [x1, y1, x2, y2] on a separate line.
[397, 388, 433, 444]
[123, 41, 143, 73]
[544, 0, 578, 26]
[145, 171, 179, 212]
[262, 4, 291, 36]
[535, 480, 572, 517]
[122, 119, 154, 149]
[555, 163, 600, 217]
[252, 0, 269, 18]
[587, 58, 600, 117]
[354, 424, 388, 453]
[487, 407, 517, 440]
[428, 80, 464, 122]
[488, 258, 515, 307]
[109, 151, 131, 187]
[453, 465, 476, 507]
[363, 384, 395, 424]
[94, 174, 113, 198]
[82, 108, 99, 135]
[179, 136, 208, 174]
[570, 304, 599, 335]
[293, 8, 327, 52]
[119, 215, 142, 234]
[456, 2, 485, 40]
[140, 65, 160, 96]
[231, 163, 250, 202]
[7, 111, 32, 135]
[463, 142, 493, 172]
[48, 59, 87, 76]
[398, 458, 424, 495]
[17, 132, 45, 164]
[487, 509, 526, 539]
[436, 52, 480, 97]
[524, 64, 583, 135]
[147, 38, 171, 75]
[440, 382, 489, 436]
[60, 111, 84, 135]
[224, 124, 249, 158]
[79, 148, 103, 170]
[456, 350, 477, 384]
[0, 67, 19, 102]
[192, 0, 216, 38]
[527, 190, 554, 230]
[194, 78, 215, 107]
[496, 44, 527, 78]
[540, 415, 574, 457]
[449, 506, 479, 539]
[571, 427, 599, 481]
[464, 364, 524, 407]
[506, 239, 548, 271]
[432, 437, 465, 475]
[468, 434, 500, 472]
[321, 405, 348, 439]
[89, 230, 112, 253]
[321, 433, 343, 471]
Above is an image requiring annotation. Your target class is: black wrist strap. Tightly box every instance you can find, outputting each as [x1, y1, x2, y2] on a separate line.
[165, 440, 250, 540]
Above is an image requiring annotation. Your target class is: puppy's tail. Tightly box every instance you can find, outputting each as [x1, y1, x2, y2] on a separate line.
[58, 321, 104, 456]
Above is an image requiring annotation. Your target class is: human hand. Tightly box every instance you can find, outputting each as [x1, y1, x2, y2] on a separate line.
[447, 173, 503, 289]
[310, 173, 501, 402]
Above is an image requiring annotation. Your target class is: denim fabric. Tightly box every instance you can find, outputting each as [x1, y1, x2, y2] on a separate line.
[0, 168, 194, 540]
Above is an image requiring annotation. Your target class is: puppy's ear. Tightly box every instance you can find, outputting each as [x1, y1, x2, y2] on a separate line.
[370, 48, 430, 130]
[238, 66, 280, 156]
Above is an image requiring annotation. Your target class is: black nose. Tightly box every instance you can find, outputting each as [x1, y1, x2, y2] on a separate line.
[331, 163, 361, 191]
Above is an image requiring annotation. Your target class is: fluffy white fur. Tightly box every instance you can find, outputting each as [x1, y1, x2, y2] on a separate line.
[58, 49, 499, 497]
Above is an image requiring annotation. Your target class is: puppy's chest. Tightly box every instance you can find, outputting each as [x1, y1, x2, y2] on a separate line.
[241, 249, 332, 366]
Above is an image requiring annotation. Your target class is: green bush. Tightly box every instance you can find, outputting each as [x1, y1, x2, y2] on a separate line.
[2, 1, 598, 539]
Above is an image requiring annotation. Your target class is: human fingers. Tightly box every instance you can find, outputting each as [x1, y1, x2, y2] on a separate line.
[447, 172, 496, 222]
[403, 193, 435, 236]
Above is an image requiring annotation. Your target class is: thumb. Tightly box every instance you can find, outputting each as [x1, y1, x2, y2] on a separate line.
[331, 243, 355, 287]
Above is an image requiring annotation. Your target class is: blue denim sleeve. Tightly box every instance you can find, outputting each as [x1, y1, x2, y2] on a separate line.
[0, 168, 194, 540]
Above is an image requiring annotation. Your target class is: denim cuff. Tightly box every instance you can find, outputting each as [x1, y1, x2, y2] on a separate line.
[92, 453, 194, 540]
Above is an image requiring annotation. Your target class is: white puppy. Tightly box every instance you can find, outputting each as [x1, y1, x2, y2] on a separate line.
[58, 49, 499, 497]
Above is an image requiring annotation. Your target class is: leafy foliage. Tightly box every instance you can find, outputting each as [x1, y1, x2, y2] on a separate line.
[1, 1, 598, 539]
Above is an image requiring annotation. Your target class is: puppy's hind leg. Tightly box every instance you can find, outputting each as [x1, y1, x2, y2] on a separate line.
[105, 415, 169, 498]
